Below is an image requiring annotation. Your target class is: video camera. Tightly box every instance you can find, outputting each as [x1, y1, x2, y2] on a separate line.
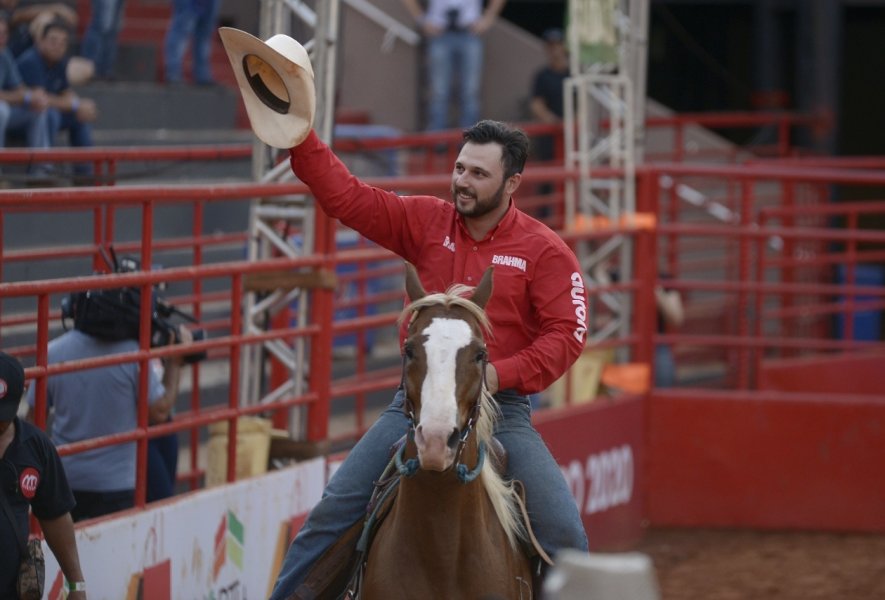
[61, 248, 207, 364]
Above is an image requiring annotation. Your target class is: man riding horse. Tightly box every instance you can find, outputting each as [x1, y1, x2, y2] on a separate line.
[218, 27, 590, 599]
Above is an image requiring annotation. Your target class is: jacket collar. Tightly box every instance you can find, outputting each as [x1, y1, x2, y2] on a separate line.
[454, 198, 517, 242]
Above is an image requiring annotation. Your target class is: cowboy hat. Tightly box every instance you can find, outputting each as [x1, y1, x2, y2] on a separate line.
[218, 27, 316, 149]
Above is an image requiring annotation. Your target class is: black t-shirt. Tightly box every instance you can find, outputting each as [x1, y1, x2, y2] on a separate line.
[532, 66, 568, 119]
[0, 418, 75, 597]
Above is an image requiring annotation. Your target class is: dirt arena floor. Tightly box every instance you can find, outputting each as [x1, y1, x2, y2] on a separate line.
[634, 528, 885, 600]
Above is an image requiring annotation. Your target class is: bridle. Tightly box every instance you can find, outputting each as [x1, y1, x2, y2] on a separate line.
[396, 344, 490, 484]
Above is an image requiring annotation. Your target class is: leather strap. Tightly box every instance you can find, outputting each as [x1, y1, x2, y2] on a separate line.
[512, 480, 554, 566]
[0, 480, 28, 555]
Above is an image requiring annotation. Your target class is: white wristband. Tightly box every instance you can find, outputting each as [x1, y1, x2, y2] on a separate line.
[65, 580, 86, 592]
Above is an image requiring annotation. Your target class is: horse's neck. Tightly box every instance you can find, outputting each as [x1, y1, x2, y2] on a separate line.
[397, 443, 493, 530]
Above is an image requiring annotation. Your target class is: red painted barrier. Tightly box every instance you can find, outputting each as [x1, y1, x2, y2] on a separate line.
[760, 353, 885, 396]
[646, 389, 885, 532]
[535, 395, 647, 551]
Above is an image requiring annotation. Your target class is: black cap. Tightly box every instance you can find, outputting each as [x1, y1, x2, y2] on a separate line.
[0, 352, 25, 422]
[543, 28, 565, 44]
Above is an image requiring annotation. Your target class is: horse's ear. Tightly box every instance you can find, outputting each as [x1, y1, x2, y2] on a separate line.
[404, 262, 426, 302]
[471, 266, 494, 309]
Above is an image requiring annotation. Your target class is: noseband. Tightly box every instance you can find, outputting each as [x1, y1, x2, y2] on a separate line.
[397, 352, 489, 484]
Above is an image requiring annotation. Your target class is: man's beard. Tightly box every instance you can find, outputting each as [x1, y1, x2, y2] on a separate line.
[452, 180, 506, 219]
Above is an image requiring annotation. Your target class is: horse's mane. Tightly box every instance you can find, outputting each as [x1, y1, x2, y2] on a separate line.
[398, 285, 527, 549]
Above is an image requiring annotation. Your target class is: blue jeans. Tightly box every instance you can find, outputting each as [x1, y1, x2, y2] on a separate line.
[47, 108, 94, 176]
[654, 344, 677, 388]
[81, 0, 127, 78]
[163, 0, 220, 84]
[0, 101, 51, 149]
[270, 389, 587, 599]
[147, 429, 179, 502]
[426, 30, 483, 131]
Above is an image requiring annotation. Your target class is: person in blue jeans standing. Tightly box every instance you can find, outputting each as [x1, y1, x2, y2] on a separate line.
[81, 0, 127, 80]
[163, 0, 219, 85]
[402, 0, 506, 130]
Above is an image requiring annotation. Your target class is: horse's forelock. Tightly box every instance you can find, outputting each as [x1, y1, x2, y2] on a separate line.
[397, 287, 491, 337]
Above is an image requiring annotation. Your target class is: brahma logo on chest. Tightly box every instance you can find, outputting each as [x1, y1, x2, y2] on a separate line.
[491, 254, 527, 272]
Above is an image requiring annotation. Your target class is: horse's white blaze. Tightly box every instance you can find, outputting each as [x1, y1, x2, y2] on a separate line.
[416, 317, 472, 468]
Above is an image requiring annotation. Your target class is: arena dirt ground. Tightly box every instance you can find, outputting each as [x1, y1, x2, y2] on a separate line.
[634, 528, 885, 599]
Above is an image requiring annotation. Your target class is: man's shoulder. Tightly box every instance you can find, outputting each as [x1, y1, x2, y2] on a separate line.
[15, 47, 39, 68]
[14, 417, 52, 450]
[511, 210, 578, 257]
[52, 330, 139, 352]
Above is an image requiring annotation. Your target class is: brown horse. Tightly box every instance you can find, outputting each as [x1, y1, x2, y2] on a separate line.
[360, 264, 534, 599]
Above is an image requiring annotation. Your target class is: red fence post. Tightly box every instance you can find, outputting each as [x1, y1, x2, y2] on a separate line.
[227, 274, 243, 483]
[134, 199, 155, 507]
[737, 180, 754, 389]
[633, 226, 657, 368]
[34, 294, 50, 429]
[306, 210, 336, 442]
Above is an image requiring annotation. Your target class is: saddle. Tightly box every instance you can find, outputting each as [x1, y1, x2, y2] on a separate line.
[289, 436, 551, 600]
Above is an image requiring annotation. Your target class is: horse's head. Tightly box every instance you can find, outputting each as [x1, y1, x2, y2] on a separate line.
[399, 262, 495, 473]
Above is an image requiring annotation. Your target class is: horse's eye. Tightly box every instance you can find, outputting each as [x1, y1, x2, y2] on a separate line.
[404, 344, 415, 360]
[475, 349, 487, 363]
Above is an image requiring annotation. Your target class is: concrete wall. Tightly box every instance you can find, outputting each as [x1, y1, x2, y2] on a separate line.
[218, 0, 548, 132]
[337, 0, 547, 131]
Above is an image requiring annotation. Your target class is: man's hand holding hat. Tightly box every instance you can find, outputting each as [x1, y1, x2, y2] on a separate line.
[218, 28, 316, 149]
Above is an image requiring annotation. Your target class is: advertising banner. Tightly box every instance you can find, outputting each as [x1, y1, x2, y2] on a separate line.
[535, 395, 646, 550]
[42, 459, 325, 600]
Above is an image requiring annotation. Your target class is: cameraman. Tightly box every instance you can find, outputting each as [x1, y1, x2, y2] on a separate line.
[26, 324, 193, 521]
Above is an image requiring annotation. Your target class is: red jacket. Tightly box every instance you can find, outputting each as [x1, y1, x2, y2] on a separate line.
[290, 131, 587, 394]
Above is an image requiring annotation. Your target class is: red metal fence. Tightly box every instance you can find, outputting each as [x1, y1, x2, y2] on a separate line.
[2, 115, 884, 535]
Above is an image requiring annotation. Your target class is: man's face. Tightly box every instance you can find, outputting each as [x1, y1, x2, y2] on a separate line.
[451, 142, 510, 219]
[38, 27, 68, 64]
[547, 41, 568, 71]
[0, 420, 11, 437]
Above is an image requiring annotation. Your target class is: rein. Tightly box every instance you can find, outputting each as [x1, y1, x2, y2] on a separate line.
[398, 352, 490, 484]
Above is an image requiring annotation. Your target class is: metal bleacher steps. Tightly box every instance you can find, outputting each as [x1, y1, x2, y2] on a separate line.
[80, 79, 253, 183]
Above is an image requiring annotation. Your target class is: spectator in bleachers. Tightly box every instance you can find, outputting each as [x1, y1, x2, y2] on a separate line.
[81, 0, 126, 80]
[16, 19, 96, 177]
[529, 27, 568, 160]
[592, 260, 685, 388]
[1, 0, 77, 57]
[652, 279, 684, 387]
[163, 0, 220, 86]
[401, 0, 507, 131]
[0, 12, 52, 160]
[25, 324, 192, 521]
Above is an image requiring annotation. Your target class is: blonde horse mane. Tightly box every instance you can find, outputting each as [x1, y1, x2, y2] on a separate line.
[398, 285, 527, 550]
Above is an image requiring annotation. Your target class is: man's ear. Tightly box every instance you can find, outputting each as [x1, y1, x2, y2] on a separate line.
[505, 172, 522, 197]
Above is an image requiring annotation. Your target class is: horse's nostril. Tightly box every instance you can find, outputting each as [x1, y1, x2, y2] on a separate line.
[447, 428, 461, 449]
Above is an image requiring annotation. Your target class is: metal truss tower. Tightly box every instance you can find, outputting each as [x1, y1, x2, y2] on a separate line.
[239, 0, 340, 438]
[564, 0, 649, 350]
